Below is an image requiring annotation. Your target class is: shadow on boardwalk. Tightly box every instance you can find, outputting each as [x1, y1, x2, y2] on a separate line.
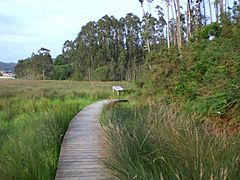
[55, 100, 125, 180]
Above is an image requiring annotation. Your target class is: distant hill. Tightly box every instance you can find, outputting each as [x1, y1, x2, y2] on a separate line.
[0, 61, 16, 71]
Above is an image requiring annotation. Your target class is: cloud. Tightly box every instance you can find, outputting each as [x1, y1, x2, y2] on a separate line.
[0, 14, 25, 35]
[0, 0, 144, 62]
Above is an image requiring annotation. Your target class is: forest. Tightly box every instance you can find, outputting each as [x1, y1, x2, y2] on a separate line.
[4, 0, 240, 179]
[14, 0, 240, 124]
[13, 0, 240, 121]
[15, 0, 239, 82]
[16, 0, 239, 80]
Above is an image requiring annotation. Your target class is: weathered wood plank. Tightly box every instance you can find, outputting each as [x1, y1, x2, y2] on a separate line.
[55, 100, 114, 180]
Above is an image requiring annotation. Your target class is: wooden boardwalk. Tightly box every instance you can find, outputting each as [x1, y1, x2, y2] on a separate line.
[55, 100, 114, 180]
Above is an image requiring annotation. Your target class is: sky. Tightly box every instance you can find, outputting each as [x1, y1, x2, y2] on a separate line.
[0, 0, 149, 63]
[0, 0, 235, 63]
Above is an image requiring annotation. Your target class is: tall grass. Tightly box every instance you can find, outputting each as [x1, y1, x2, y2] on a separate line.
[0, 80, 133, 180]
[102, 103, 240, 179]
[0, 96, 93, 180]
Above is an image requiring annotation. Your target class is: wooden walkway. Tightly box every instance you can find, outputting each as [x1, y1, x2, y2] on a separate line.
[55, 100, 114, 180]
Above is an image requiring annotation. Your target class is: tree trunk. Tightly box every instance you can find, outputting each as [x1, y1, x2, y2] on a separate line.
[209, 0, 213, 24]
[42, 69, 45, 80]
[170, 1, 177, 47]
[167, 0, 170, 48]
[197, 0, 202, 28]
[220, 0, 224, 15]
[186, 0, 191, 42]
[175, 0, 182, 50]
[88, 68, 91, 81]
[216, 0, 219, 23]
[203, 0, 207, 25]
[141, 4, 151, 53]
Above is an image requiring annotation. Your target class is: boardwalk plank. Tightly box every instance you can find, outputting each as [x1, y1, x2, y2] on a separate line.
[55, 100, 114, 180]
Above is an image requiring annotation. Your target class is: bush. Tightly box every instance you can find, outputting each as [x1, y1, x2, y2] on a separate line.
[53, 64, 71, 80]
[93, 66, 110, 81]
[191, 23, 222, 41]
[139, 25, 240, 123]
[71, 70, 84, 81]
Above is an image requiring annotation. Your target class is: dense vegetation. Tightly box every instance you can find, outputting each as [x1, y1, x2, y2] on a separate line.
[8, 0, 240, 179]
[100, 0, 240, 179]
[0, 80, 132, 180]
[139, 10, 240, 127]
[15, 2, 168, 80]
[102, 103, 240, 179]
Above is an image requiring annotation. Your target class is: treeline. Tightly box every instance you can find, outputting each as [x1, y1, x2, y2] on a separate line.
[15, 48, 53, 79]
[138, 0, 240, 124]
[15, 0, 240, 81]
[15, 11, 166, 80]
[61, 12, 167, 81]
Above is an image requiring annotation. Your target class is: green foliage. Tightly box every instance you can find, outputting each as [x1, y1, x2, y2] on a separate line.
[71, 70, 84, 81]
[93, 66, 111, 81]
[102, 103, 240, 179]
[191, 23, 222, 41]
[0, 94, 93, 179]
[0, 80, 133, 180]
[139, 48, 181, 97]
[56, 13, 166, 81]
[0, 100, 90, 180]
[53, 64, 71, 80]
[54, 54, 65, 66]
[139, 24, 240, 123]
[15, 48, 53, 80]
[232, 1, 240, 24]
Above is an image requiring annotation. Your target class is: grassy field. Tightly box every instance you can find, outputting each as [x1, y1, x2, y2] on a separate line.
[0, 80, 133, 180]
[101, 103, 240, 179]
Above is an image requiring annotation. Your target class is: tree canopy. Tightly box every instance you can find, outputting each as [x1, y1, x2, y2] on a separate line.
[15, 1, 240, 82]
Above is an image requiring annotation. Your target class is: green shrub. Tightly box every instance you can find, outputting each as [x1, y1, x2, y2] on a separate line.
[93, 66, 110, 81]
[53, 64, 71, 80]
[71, 70, 84, 81]
[139, 25, 240, 123]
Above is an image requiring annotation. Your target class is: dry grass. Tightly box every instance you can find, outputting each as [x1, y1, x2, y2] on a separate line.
[0, 80, 134, 180]
[101, 103, 240, 179]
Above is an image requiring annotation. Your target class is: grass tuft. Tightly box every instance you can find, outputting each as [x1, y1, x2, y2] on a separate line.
[102, 103, 240, 179]
[0, 80, 133, 180]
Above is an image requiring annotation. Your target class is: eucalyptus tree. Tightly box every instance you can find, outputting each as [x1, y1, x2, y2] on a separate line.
[186, 0, 192, 42]
[209, 0, 213, 24]
[124, 13, 143, 80]
[165, 0, 171, 48]
[74, 21, 98, 80]
[215, 0, 220, 23]
[62, 40, 75, 63]
[34, 47, 53, 80]
[176, 0, 182, 49]
[155, 5, 167, 49]
[232, 0, 240, 24]
[53, 54, 71, 80]
[15, 48, 53, 80]
[139, 0, 153, 52]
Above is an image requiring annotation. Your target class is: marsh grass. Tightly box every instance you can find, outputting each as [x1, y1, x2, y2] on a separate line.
[0, 80, 133, 180]
[102, 103, 240, 179]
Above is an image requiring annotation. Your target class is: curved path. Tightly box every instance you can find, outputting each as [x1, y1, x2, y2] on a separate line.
[55, 100, 115, 180]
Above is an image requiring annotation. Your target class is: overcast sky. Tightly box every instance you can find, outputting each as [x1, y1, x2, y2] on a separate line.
[0, 0, 151, 63]
[0, 0, 235, 63]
